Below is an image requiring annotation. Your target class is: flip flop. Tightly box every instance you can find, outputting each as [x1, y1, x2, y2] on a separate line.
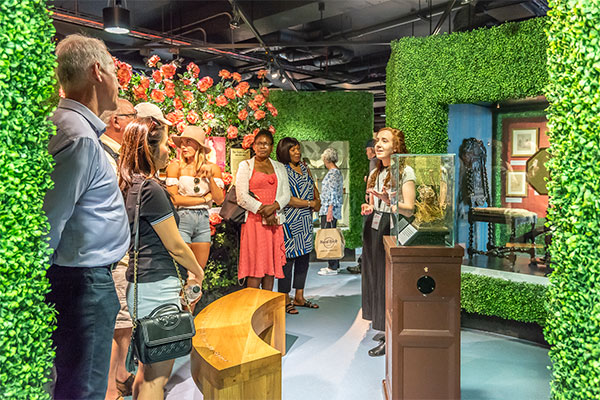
[293, 300, 319, 309]
[286, 303, 299, 314]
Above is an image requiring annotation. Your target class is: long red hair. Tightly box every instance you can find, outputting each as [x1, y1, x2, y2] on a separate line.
[367, 127, 408, 190]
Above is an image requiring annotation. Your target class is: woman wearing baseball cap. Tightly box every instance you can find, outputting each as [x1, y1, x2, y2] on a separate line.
[165, 126, 225, 295]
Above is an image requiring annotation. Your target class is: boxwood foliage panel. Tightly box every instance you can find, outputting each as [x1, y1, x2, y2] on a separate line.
[545, 1, 600, 398]
[0, 1, 57, 398]
[269, 91, 374, 249]
[461, 273, 548, 326]
[386, 17, 548, 154]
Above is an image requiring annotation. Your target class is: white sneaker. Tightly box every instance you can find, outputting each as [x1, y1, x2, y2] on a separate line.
[318, 267, 338, 276]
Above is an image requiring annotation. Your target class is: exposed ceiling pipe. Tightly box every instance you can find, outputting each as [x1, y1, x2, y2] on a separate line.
[169, 12, 232, 35]
[313, 47, 353, 67]
[179, 27, 207, 43]
[278, 51, 320, 63]
[52, 8, 191, 46]
[325, 0, 466, 40]
[228, 0, 298, 91]
[432, 0, 457, 35]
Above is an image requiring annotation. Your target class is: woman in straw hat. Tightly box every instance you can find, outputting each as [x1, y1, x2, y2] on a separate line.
[166, 126, 225, 282]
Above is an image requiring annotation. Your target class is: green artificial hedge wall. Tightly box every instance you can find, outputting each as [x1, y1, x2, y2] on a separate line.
[386, 17, 548, 154]
[269, 91, 374, 249]
[544, 1, 600, 398]
[0, 1, 57, 399]
[461, 273, 548, 326]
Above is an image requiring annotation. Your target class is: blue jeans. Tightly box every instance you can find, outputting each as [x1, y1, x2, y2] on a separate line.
[320, 215, 340, 270]
[46, 265, 120, 400]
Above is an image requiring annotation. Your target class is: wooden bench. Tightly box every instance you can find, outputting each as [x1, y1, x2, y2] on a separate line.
[190, 288, 286, 400]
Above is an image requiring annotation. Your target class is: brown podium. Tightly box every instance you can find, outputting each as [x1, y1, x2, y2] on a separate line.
[190, 288, 285, 400]
[383, 236, 464, 400]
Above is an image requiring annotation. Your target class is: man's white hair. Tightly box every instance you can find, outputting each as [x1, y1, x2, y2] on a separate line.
[55, 34, 113, 93]
[321, 147, 338, 164]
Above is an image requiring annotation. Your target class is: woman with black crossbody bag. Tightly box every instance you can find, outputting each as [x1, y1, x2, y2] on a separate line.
[118, 118, 204, 398]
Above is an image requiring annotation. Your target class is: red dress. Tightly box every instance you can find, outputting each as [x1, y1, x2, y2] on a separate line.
[238, 171, 286, 279]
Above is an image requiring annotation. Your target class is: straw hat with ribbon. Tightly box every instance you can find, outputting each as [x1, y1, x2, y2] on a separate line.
[172, 125, 211, 152]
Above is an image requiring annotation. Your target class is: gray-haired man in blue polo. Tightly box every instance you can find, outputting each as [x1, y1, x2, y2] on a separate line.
[43, 34, 129, 400]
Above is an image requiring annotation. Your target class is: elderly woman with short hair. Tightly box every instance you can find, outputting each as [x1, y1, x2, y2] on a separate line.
[317, 148, 344, 276]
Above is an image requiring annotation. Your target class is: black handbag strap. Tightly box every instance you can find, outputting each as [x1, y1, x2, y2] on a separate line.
[132, 179, 190, 330]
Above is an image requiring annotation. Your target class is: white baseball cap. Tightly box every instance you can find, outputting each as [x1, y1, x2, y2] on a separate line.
[134, 102, 172, 126]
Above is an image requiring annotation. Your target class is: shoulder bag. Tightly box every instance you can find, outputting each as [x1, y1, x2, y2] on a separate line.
[219, 161, 256, 224]
[126, 180, 196, 372]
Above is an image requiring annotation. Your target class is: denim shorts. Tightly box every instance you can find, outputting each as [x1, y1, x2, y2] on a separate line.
[126, 276, 181, 319]
[178, 208, 211, 243]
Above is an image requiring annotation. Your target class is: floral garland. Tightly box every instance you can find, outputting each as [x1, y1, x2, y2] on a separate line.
[115, 55, 277, 151]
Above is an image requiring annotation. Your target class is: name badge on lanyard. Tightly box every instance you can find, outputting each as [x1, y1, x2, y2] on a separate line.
[371, 211, 382, 230]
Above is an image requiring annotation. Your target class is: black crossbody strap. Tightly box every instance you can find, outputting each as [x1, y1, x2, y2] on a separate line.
[132, 179, 148, 327]
[132, 179, 190, 328]
[101, 142, 120, 163]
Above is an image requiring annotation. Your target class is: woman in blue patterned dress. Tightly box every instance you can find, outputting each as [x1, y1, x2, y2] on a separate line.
[317, 147, 345, 276]
[276, 137, 321, 314]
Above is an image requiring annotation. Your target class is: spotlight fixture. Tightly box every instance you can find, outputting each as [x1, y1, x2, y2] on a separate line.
[229, 7, 241, 29]
[103, 0, 130, 34]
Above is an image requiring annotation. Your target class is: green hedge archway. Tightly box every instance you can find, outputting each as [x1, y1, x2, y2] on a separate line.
[386, 17, 548, 154]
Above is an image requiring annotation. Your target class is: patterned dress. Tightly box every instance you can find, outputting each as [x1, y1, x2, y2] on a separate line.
[282, 163, 314, 258]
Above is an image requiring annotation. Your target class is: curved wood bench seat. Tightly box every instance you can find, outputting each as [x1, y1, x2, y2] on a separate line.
[190, 288, 286, 400]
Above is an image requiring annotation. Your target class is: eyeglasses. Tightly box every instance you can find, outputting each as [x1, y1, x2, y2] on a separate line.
[255, 142, 272, 148]
[194, 177, 201, 193]
[117, 112, 137, 118]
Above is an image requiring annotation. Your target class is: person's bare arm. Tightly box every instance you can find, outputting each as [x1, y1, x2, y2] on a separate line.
[166, 161, 212, 207]
[152, 216, 204, 281]
[207, 164, 225, 205]
[397, 180, 416, 217]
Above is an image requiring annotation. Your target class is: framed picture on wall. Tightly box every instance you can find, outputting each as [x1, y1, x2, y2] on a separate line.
[506, 171, 528, 197]
[511, 128, 538, 157]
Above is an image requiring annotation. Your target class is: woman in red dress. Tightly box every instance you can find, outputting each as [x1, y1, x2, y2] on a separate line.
[235, 130, 291, 290]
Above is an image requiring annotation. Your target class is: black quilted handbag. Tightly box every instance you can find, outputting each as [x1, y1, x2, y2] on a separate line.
[126, 180, 196, 371]
[132, 303, 195, 365]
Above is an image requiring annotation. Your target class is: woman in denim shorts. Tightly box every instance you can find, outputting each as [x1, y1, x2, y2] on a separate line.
[166, 126, 225, 274]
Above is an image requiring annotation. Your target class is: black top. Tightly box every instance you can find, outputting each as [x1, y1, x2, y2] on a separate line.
[125, 176, 187, 283]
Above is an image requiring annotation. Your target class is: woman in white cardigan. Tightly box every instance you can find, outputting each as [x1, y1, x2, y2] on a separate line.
[236, 130, 291, 290]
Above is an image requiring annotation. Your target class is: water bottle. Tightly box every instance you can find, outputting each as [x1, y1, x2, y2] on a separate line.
[185, 284, 202, 303]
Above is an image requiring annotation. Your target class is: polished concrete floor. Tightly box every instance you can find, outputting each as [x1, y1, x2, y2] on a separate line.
[138, 261, 551, 400]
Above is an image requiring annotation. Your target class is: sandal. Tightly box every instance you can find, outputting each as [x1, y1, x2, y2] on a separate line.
[286, 303, 299, 314]
[293, 299, 319, 309]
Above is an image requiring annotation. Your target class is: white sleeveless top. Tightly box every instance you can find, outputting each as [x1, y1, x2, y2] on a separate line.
[165, 175, 224, 210]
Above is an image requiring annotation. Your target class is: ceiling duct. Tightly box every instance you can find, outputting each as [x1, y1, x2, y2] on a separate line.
[278, 49, 320, 63]
[313, 47, 354, 68]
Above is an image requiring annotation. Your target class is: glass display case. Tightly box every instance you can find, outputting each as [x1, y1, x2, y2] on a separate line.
[390, 154, 456, 247]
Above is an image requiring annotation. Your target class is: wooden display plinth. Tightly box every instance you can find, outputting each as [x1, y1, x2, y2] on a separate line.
[190, 288, 285, 400]
[383, 237, 464, 400]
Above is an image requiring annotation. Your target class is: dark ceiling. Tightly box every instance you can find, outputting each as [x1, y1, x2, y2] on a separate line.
[48, 0, 549, 129]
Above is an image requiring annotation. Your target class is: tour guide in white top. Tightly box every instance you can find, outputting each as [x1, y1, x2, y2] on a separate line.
[43, 34, 130, 400]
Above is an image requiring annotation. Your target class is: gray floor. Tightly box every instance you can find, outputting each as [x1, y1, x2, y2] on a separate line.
[154, 261, 551, 400]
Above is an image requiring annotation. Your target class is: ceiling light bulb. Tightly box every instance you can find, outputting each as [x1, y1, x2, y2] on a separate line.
[103, 1, 130, 34]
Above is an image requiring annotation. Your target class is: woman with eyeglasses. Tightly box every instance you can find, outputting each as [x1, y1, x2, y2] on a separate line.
[118, 118, 204, 398]
[166, 125, 225, 282]
[236, 129, 291, 290]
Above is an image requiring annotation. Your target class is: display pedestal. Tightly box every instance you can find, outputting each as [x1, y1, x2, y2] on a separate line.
[383, 237, 464, 400]
[190, 288, 285, 400]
